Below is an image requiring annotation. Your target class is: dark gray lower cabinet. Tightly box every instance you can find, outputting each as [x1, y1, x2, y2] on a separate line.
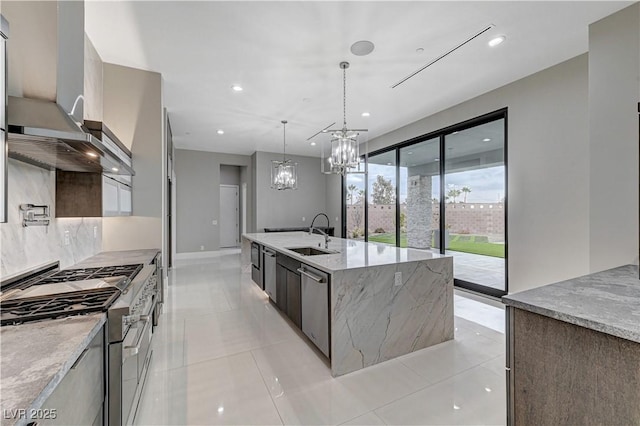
[276, 253, 302, 327]
[286, 270, 301, 328]
[275, 264, 288, 312]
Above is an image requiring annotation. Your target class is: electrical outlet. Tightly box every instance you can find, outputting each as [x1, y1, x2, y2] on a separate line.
[93, 226, 98, 239]
[212, 220, 218, 225]
[394, 271, 402, 286]
[200, 245, 205, 251]
[64, 231, 70, 246]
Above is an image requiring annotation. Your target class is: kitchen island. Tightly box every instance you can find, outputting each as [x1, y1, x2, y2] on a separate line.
[502, 264, 640, 425]
[242, 232, 454, 376]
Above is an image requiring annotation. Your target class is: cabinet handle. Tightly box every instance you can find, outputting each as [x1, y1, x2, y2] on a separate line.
[297, 268, 324, 283]
[124, 317, 151, 357]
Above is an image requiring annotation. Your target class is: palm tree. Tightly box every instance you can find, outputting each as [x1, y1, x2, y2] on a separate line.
[447, 188, 461, 203]
[461, 186, 471, 203]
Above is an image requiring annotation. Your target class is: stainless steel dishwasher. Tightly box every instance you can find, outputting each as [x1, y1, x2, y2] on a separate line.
[298, 264, 329, 357]
[262, 247, 277, 303]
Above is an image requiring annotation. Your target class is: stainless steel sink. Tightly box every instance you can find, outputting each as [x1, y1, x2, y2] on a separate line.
[286, 247, 339, 256]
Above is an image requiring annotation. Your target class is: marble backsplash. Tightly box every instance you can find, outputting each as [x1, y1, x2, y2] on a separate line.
[0, 159, 102, 278]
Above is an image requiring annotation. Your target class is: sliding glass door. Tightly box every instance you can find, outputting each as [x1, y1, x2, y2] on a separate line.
[367, 151, 397, 246]
[398, 138, 440, 249]
[343, 109, 507, 297]
[444, 119, 506, 294]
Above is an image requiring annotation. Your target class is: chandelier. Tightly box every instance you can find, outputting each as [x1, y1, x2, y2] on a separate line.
[271, 120, 298, 190]
[321, 61, 367, 175]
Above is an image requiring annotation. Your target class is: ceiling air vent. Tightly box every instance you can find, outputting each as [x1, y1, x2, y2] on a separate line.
[391, 25, 494, 89]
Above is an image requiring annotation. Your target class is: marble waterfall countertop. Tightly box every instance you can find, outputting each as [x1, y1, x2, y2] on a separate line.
[0, 314, 106, 426]
[242, 232, 447, 273]
[243, 232, 454, 376]
[72, 248, 160, 268]
[502, 264, 640, 343]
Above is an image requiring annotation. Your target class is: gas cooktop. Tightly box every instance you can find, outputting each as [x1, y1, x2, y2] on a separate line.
[3, 264, 143, 292]
[0, 287, 121, 325]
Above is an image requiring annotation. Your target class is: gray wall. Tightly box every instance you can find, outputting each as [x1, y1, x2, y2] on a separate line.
[220, 165, 241, 186]
[325, 173, 343, 236]
[175, 150, 253, 253]
[588, 4, 640, 272]
[102, 63, 164, 251]
[254, 151, 328, 232]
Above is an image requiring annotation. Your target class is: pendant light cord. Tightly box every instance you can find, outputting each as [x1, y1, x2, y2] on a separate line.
[282, 120, 287, 162]
[343, 67, 347, 128]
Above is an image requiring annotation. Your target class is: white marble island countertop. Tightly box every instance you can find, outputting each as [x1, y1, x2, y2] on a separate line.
[503, 264, 640, 343]
[0, 314, 105, 426]
[242, 232, 447, 273]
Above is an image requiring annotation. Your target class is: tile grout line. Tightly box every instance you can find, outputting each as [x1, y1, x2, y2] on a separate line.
[249, 350, 286, 426]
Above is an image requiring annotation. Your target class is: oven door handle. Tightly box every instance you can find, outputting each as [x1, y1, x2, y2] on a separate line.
[124, 316, 151, 357]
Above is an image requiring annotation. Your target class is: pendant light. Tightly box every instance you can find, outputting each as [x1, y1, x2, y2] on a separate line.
[321, 61, 368, 175]
[271, 120, 298, 190]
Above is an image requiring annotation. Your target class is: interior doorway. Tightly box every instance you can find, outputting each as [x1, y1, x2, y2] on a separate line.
[220, 184, 239, 247]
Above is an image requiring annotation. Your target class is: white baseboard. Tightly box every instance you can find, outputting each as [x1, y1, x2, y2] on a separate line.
[174, 248, 241, 261]
[174, 251, 221, 260]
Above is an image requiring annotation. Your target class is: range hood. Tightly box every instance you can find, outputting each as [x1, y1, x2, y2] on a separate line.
[6, 96, 134, 176]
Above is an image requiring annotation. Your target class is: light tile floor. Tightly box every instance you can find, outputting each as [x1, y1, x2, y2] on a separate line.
[135, 250, 506, 425]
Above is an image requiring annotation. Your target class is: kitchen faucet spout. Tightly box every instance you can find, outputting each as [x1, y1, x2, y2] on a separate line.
[309, 213, 331, 249]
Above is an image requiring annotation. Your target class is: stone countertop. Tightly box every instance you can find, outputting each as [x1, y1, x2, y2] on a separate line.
[72, 248, 160, 268]
[242, 232, 447, 273]
[502, 264, 640, 343]
[0, 314, 106, 426]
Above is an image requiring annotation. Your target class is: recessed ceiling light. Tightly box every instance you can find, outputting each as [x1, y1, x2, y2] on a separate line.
[452, 131, 459, 135]
[350, 40, 375, 56]
[453, 404, 461, 410]
[87, 152, 97, 158]
[361, 112, 370, 117]
[310, 142, 316, 146]
[488, 35, 506, 47]
[407, 151, 413, 155]
[217, 129, 224, 135]
[111, 167, 119, 172]
[231, 85, 243, 92]
[416, 47, 424, 54]
[483, 138, 491, 142]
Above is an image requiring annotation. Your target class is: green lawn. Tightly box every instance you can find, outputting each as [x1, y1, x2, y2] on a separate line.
[367, 233, 505, 258]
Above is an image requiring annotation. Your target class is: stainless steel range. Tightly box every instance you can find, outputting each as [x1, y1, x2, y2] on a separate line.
[0, 261, 157, 425]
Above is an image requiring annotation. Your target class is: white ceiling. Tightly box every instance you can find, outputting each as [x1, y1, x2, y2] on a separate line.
[85, 1, 631, 158]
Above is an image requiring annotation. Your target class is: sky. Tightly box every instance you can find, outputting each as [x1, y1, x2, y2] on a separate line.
[346, 165, 505, 204]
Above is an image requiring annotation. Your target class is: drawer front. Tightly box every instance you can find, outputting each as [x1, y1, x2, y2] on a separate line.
[276, 252, 301, 272]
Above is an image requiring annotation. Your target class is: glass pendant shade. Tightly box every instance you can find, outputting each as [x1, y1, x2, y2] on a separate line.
[270, 120, 298, 190]
[271, 159, 297, 190]
[318, 61, 367, 175]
